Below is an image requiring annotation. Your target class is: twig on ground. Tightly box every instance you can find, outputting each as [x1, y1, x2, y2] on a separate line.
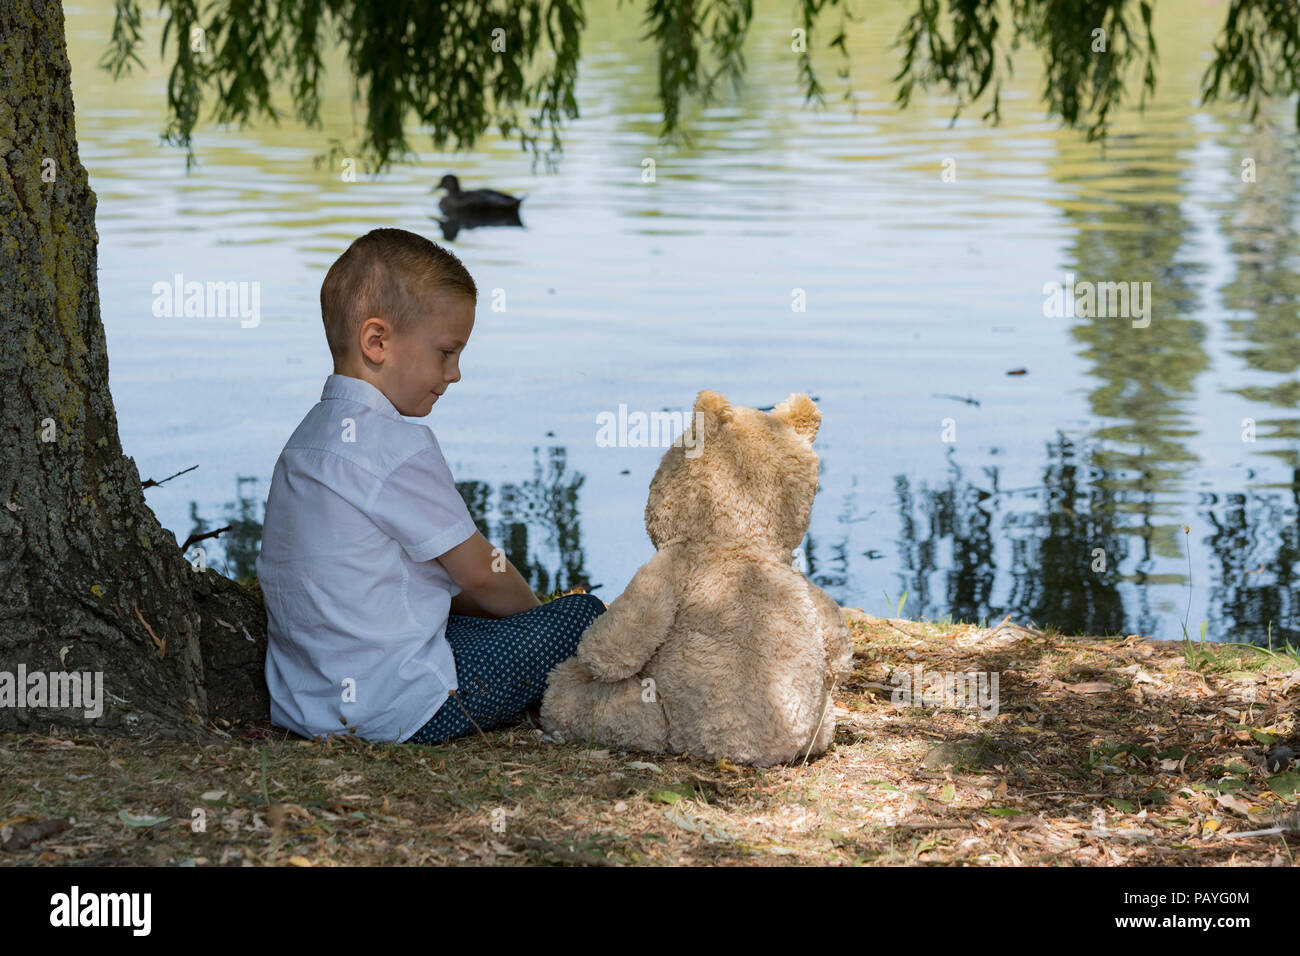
[885, 619, 923, 640]
[448, 690, 497, 755]
[894, 821, 972, 830]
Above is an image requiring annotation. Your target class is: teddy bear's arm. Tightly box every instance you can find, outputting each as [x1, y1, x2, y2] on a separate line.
[576, 545, 680, 682]
[808, 583, 854, 685]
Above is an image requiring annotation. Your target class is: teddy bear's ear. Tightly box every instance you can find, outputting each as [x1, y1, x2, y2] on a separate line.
[770, 393, 820, 443]
[693, 390, 734, 426]
[681, 390, 733, 451]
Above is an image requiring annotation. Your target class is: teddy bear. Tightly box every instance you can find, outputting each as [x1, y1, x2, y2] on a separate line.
[540, 390, 854, 766]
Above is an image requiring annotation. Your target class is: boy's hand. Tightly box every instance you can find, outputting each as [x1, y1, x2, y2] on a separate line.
[436, 531, 541, 618]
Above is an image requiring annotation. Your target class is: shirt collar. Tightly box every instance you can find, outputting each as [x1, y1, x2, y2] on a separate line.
[321, 374, 403, 421]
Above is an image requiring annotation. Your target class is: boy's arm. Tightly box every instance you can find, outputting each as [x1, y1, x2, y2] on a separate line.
[437, 531, 540, 618]
[449, 590, 492, 618]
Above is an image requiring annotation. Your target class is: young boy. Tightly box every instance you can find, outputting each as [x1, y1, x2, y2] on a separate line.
[257, 228, 605, 745]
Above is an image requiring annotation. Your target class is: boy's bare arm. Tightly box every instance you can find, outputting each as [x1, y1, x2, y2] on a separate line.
[448, 590, 491, 618]
[437, 531, 540, 618]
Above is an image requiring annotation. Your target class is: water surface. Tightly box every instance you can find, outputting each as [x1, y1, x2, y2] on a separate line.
[65, 1, 1300, 642]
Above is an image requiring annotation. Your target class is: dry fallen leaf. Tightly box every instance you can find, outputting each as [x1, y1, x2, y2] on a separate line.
[1069, 682, 1117, 694]
[1215, 793, 1253, 817]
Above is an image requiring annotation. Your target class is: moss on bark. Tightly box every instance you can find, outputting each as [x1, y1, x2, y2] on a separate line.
[0, 0, 266, 739]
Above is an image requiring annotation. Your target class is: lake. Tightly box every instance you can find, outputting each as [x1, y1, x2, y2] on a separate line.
[65, 1, 1300, 643]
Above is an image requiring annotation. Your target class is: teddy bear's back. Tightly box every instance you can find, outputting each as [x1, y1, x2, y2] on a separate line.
[646, 552, 837, 765]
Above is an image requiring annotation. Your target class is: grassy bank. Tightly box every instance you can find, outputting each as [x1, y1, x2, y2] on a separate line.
[2, 610, 1297, 865]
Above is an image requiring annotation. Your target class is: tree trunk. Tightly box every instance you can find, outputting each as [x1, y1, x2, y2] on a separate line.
[0, 0, 268, 739]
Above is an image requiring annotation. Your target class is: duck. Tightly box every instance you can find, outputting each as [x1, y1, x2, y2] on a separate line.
[436, 174, 525, 217]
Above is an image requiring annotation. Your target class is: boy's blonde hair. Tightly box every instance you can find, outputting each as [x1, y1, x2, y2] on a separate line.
[320, 228, 477, 361]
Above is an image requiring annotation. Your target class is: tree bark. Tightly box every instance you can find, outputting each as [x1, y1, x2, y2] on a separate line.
[0, 0, 268, 739]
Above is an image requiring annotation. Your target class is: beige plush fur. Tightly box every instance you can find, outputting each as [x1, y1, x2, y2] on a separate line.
[540, 390, 854, 766]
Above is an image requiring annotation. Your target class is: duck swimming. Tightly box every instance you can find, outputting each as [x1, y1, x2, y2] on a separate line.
[436, 174, 525, 216]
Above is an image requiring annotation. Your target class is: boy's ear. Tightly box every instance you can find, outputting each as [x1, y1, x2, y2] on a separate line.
[358, 316, 390, 364]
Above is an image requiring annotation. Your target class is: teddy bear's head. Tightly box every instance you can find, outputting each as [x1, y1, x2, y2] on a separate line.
[645, 390, 821, 553]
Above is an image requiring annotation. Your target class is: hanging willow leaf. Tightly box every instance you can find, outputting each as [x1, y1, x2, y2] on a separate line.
[98, 0, 1300, 170]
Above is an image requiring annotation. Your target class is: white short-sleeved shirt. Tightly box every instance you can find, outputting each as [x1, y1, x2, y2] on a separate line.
[256, 374, 478, 742]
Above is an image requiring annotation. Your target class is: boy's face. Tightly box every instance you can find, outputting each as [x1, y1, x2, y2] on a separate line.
[380, 292, 475, 417]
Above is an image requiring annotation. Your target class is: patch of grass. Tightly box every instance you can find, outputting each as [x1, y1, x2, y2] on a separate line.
[882, 590, 908, 619]
[1180, 619, 1216, 670]
[2, 612, 1297, 866]
[1218, 622, 1300, 669]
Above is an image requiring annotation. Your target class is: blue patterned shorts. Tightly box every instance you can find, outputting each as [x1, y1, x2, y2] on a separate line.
[407, 592, 606, 745]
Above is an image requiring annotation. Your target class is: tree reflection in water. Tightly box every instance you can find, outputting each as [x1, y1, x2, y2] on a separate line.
[186, 447, 594, 596]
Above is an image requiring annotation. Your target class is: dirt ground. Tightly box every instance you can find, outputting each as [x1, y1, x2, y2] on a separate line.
[2, 610, 1297, 866]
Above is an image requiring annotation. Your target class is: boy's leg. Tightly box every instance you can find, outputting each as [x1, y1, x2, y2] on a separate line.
[407, 593, 606, 745]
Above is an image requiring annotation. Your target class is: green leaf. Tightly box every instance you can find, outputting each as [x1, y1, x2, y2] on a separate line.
[1108, 799, 1135, 813]
[646, 788, 683, 805]
[1266, 771, 1300, 802]
[663, 807, 734, 843]
[984, 807, 1024, 817]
